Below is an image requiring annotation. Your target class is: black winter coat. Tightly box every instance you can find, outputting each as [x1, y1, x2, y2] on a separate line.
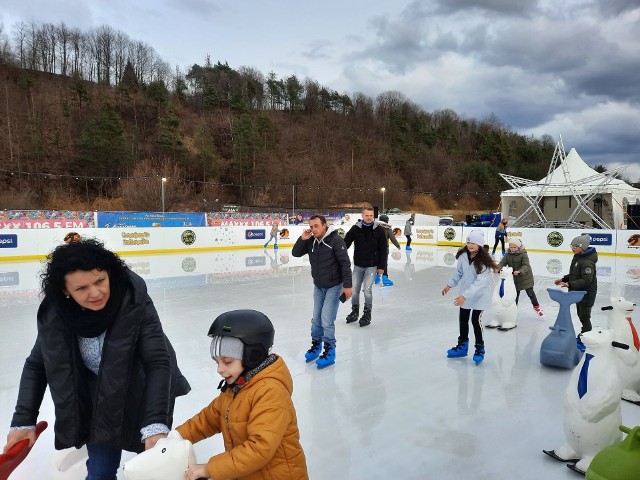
[562, 247, 598, 307]
[292, 229, 352, 289]
[11, 271, 190, 452]
[343, 221, 388, 269]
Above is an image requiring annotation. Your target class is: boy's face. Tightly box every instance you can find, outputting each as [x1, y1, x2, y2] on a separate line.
[509, 243, 519, 252]
[571, 244, 584, 254]
[213, 356, 244, 384]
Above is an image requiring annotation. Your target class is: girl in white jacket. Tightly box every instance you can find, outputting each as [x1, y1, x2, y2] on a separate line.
[441, 229, 497, 365]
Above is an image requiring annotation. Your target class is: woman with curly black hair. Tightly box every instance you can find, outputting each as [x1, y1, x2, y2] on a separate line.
[3, 238, 190, 480]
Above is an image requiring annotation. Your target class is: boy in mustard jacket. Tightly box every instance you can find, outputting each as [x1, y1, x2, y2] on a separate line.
[175, 310, 308, 480]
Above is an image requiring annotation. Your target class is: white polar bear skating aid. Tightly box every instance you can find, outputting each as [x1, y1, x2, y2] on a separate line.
[543, 329, 627, 474]
[604, 297, 640, 404]
[487, 266, 517, 330]
[121, 435, 196, 480]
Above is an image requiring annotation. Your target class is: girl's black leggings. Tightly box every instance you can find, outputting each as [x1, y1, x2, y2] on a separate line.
[458, 308, 484, 345]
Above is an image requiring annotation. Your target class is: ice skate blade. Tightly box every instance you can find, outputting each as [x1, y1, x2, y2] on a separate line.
[542, 449, 579, 463]
[316, 361, 335, 369]
[566, 463, 586, 475]
[498, 325, 517, 331]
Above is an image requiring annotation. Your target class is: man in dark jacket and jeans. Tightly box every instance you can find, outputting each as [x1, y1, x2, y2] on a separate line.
[292, 214, 352, 369]
[343, 206, 388, 327]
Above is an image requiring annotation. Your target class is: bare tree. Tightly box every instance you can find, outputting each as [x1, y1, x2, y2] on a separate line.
[0, 24, 14, 64]
[69, 26, 83, 76]
[56, 22, 71, 76]
[95, 25, 116, 85]
[12, 21, 28, 67]
[112, 30, 130, 85]
[25, 20, 39, 70]
[129, 40, 154, 84]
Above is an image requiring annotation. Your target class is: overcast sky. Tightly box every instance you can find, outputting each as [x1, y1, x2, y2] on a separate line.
[3, 0, 640, 180]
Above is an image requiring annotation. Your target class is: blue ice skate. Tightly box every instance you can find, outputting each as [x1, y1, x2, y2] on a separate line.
[382, 275, 394, 286]
[305, 340, 322, 363]
[539, 288, 586, 369]
[447, 340, 468, 358]
[374, 274, 381, 284]
[473, 344, 485, 365]
[316, 345, 335, 369]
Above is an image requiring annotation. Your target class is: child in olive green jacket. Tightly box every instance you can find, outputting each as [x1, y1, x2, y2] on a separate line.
[497, 238, 544, 317]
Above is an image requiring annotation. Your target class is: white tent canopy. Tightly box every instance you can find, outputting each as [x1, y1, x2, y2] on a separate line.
[500, 145, 640, 229]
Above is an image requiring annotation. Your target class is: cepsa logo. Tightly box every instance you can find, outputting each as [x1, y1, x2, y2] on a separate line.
[246, 229, 266, 240]
[182, 257, 196, 272]
[546, 258, 563, 275]
[181, 230, 196, 245]
[547, 231, 564, 248]
[0, 234, 18, 248]
[444, 228, 456, 241]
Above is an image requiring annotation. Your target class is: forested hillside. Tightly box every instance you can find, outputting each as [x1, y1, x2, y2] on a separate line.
[0, 21, 555, 214]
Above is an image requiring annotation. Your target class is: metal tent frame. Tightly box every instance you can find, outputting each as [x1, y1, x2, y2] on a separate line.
[499, 137, 626, 229]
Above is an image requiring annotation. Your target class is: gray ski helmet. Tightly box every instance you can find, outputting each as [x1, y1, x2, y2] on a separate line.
[379, 214, 389, 223]
[208, 310, 275, 369]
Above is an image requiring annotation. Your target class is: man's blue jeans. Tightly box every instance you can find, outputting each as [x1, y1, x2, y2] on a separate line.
[312, 284, 342, 347]
[351, 266, 377, 308]
[86, 444, 122, 480]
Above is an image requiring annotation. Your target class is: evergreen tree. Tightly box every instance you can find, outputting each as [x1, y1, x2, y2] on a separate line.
[75, 105, 133, 175]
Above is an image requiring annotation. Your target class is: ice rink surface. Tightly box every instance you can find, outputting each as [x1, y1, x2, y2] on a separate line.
[2, 244, 640, 479]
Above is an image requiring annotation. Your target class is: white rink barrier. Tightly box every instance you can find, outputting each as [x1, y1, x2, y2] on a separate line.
[431, 226, 640, 257]
[1, 224, 640, 261]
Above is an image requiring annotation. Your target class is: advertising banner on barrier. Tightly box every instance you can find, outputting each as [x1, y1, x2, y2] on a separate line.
[286, 212, 347, 225]
[207, 212, 289, 226]
[97, 212, 206, 227]
[0, 210, 94, 229]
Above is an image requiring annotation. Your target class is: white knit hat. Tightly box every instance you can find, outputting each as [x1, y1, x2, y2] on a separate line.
[508, 238, 522, 248]
[466, 229, 485, 247]
[210, 335, 244, 360]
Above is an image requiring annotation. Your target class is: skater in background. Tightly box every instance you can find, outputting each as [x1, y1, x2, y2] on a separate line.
[495, 238, 544, 317]
[492, 218, 508, 256]
[292, 215, 352, 368]
[375, 214, 401, 286]
[264, 220, 280, 249]
[343, 206, 388, 327]
[554, 234, 598, 351]
[174, 310, 308, 480]
[442, 229, 497, 365]
[404, 217, 414, 251]
[3, 239, 190, 480]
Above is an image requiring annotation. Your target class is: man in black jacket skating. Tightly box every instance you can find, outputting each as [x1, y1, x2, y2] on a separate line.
[292, 215, 352, 368]
[343, 206, 388, 327]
